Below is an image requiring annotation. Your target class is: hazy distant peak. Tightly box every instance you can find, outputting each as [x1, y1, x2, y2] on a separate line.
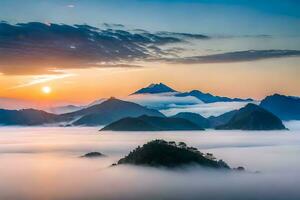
[176, 90, 253, 103]
[131, 83, 177, 95]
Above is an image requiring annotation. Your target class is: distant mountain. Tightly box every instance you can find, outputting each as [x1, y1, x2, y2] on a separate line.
[131, 83, 176, 95]
[101, 115, 204, 131]
[116, 139, 230, 169]
[172, 112, 210, 128]
[176, 90, 253, 103]
[48, 98, 107, 114]
[216, 104, 286, 130]
[62, 97, 164, 126]
[131, 83, 253, 104]
[0, 109, 58, 125]
[260, 94, 300, 120]
[208, 110, 238, 128]
[0, 98, 164, 126]
[47, 105, 82, 114]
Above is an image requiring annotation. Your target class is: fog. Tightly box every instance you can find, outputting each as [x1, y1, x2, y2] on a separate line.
[160, 101, 255, 117]
[125, 93, 203, 110]
[1, 124, 300, 200]
[124, 93, 255, 117]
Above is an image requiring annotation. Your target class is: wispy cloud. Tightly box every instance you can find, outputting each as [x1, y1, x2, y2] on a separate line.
[95, 62, 144, 68]
[9, 71, 76, 89]
[166, 50, 300, 64]
[0, 22, 191, 75]
[66, 4, 75, 8]
[0, 22, 299, 76]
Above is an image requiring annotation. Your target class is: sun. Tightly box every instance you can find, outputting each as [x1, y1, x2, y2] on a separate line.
[42, 86, 52, 94]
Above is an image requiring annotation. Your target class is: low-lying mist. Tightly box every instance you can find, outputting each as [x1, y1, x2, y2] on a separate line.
[124, 93, 253, 117]
[0, 124, 300, 200]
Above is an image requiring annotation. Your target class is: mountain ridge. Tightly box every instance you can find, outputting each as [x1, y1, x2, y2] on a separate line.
[0, 108, 58, 125]
[260, 94, 300, 120]
[131, 83, 253, 103]
[101, 115, 204, 131]
[171, 112, 210, 128]
[216, 103, 286, 130]
[131, 83, 177, 95]
[176, 90, 253, 103]
[63, 97, 165, 126]
[0, 98, 164, 126]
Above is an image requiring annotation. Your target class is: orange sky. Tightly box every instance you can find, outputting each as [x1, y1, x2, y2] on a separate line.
[1, 57, 299, 106]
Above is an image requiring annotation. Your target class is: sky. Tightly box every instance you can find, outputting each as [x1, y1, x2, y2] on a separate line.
[0, 0, 299, 106]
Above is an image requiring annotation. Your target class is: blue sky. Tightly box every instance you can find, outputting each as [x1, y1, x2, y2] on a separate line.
[0, 0, 300, 36]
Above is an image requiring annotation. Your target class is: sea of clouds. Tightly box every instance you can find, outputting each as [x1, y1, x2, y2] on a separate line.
[0, 126, 300, 200]
[125, 94, 255, 117]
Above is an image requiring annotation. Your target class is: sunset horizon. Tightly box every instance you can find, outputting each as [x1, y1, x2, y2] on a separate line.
[0, 0, 300, 108]
[1, 1, 300, 200]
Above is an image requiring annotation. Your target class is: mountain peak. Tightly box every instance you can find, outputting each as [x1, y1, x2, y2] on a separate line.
[216, 103, 286, 130]
[131, 83, 177, 95]
[100, 97, 125, 105]
[63, 97, 164, 126]
[267, 93, 300, 100]
[260, 93, 300, 120]
[108, 96, 117, 100]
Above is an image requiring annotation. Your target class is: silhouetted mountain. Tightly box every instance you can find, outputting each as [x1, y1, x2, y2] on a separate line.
[260, 94, 300, 120]
[62, 98, 164, 126]
[131, 83, 252, 104]
[176, 90, 253, 103]
[0, 109, 58, 125]
[131, 83, 176, 94]
[101, 115, 204, 131]
[216, 104, 286, 130]
[208, 110, 238, 128]
[0, 98, 164, 126]
[172, 112, 210, 128]
[116, 139, 230, 169]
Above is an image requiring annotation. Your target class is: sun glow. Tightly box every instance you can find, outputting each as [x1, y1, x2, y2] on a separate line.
[42, 86, 52, 94]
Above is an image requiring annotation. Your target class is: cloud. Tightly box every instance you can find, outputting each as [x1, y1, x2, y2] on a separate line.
[1, 127, 300, 200]
[95, 63, 144, 68]
[284, 121, 300, 131]
[0, 22, 300, 75]
[9, 71, 76, 89]
[102, 23, 125, 29]
[167, 50, 300, 64]
[160, 101, 254, 117]
[125, 93, 203, 110]
[157, 31, 210, 39]
[0, 22, 185, 75]
[124, 93, 257, 117]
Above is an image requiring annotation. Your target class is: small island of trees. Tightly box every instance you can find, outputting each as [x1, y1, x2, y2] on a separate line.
[116, 139, 230, 169]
